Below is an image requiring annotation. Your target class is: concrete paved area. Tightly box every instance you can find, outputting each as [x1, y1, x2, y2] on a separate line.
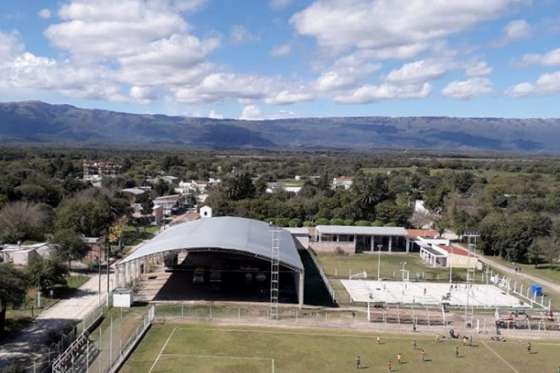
[0, 273, 115, 369]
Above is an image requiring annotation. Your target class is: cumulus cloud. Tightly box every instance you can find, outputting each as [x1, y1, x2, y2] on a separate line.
[465, 61, 493, 76]
[503, 19, 531, 43]
[335, 82, 431, 104]
[315, 54, 381, 91]
[230, 25, 258, 45]
[518, 48, 560, 67]
[265, 90, 313, 105]
[509, 72, 560, 96]
[239, 105, 263, 120]
[442, 78, 494, 99]
[38, 9, 52, 19]
[386, 60, 449, 84]
[271, 43, 291, 57]
[291, 0, 523, 53]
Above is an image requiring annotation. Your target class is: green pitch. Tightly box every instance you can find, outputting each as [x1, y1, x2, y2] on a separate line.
[121, 323, 560, 373]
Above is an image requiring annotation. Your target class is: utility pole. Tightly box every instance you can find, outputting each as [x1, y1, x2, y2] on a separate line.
[106, 234, 110, 305]
[377, 244, 383, 280]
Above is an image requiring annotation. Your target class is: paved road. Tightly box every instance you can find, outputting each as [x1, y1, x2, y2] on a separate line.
[474, 253, 560, 294]
[0, 273, 116, 369]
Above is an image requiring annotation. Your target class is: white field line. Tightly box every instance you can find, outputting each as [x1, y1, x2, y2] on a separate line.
[480, 340, 519, 373]
[148, 327, 177, 373]
[157, 354, 274, 372]
[175, 327, 438, 340]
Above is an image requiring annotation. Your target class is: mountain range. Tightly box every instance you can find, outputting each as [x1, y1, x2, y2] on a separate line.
[1, 101, 559, 153]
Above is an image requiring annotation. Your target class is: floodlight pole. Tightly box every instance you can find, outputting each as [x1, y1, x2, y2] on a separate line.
[377, 244, 382, 280]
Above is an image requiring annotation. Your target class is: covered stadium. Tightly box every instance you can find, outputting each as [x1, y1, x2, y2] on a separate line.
[117, 217, 305, 306]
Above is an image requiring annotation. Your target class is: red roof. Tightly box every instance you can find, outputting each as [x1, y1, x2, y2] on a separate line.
[439, 245, 471, 257]
[407, 229, 439, 239]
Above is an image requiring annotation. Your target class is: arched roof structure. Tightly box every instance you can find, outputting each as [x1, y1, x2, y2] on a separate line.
[122, 216, 303, 272]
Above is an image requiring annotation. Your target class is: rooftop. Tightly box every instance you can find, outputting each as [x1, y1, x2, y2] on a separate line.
[316, 225, 408, 236]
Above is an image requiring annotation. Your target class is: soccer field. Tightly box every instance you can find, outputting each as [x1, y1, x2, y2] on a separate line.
[121, 323, 560, 373]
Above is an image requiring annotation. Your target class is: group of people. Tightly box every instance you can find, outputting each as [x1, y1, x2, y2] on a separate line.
[355, 337, 428, 371]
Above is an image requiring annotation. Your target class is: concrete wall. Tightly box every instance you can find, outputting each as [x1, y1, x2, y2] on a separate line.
[310, 241, 355, 254]
[448, 254, 478, 269]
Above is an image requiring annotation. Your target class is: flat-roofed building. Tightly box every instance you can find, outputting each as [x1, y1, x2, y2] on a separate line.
[313, 225, 410, 254]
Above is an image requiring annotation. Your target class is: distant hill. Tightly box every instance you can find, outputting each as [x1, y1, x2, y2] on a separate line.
[1, 101, 559, 153]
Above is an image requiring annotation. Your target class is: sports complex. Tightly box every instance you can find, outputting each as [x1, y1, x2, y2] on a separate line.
[52, 216, 560, 372]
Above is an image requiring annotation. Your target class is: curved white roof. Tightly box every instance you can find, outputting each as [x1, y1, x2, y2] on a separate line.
[122, 217, 303, 272]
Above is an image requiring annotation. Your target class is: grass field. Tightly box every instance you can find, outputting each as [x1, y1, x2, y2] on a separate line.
[121, 323, 560, 373]
[316, 253, 481, 283]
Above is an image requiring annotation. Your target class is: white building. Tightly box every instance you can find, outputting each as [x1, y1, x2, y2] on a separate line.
[0, 243, 54, 266]
[332, 176, 353, 190]
[200, 206, 213, 218]
[418, 239, 478, 269]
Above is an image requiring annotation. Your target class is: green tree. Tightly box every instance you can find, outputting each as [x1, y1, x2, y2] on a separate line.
[52, 229, 89, 267]
[26, 257, 68, 294]
[55, 194, 113, 237]
[0, 202, 51, 243]
[0, 263, 28, 333]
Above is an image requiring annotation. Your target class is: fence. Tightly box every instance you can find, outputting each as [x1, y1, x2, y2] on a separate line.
[49, 305, 154, 373]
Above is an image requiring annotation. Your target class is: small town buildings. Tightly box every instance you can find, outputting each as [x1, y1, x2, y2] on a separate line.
[332, 176, 353, 190]
[82, 236, 106, 262]
[175, 178, 221, 194]
[153, 194, 184, 216]
[312, 225, 410, 254]
[418, 238, 478, 269]
[0, 242, 53, 266]
[83, 160, 120, 187]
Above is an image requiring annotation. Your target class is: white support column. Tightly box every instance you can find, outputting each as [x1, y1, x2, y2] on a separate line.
[406, 238, 410, 253]
[298, 271, 304, 309]
[389, 236, 392, 252]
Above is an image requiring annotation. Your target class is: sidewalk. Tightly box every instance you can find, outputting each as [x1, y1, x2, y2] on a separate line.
[0, 273, 115, 369]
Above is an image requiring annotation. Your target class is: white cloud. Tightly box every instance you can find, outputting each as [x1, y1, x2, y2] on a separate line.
[465, 60, 492, 76]
[38, 9, 52, 19]
[442, 78, 493, 99]
[315, 55, 381, 91]
[45, 0, 188, 59]
[519, 48, 560, 67]
[129, 86, 158, 102]
[271, 43, 291, 57]
[0, 32, 24, 60]
[230, 25, 258, 45]
[291, 0, 523, 53]
[386, 60, 449, 84]
[208, 109, 224, 119]
[509, 71, 560, 96]
[239, 105, 263, 120]
[503, 19, 531, 42]
[270, 0, 292, 9]
[265, 90, 313, 105]
[335, 82, 431, 104]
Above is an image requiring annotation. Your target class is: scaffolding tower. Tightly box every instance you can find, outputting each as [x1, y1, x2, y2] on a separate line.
[270, 226, 281, 320]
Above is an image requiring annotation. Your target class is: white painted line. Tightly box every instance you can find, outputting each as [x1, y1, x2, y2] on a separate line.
[480, 340, 519, 373]
[180, 327, 435, 341]
[149, 327, 177, 373]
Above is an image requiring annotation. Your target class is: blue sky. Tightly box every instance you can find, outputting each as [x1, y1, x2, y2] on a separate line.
[0, 0, 559, 119]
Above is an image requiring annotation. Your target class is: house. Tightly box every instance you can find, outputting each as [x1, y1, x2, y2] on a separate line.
[332, 176, 353, 190]
[153, 194, 184, 216]
[175, 178, 221, 195]
[147, 175, 178, 185]
[82, 236, 105, 262]
[0, 242, 54, 266]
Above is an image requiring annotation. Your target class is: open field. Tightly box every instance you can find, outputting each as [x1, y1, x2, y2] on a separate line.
[316, 253, 481, 283]
[121, 323, 560, 373]
[484, 255, 560, 285]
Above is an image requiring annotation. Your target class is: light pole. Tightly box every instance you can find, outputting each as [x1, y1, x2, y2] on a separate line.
[377, 244, 383, 280]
